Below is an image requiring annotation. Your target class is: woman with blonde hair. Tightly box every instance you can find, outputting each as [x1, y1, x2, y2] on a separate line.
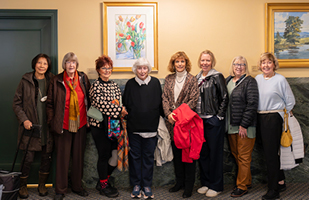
[226, 56, 258, 198]
[196, 50, 228, 198]
[255, 52, 295, 200]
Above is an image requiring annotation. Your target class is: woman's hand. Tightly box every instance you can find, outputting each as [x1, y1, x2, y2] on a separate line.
[121, 106, 128, 116]
[168, 113, 176, 124]
[239, 126, 247, 139]
[23, 120, 32, 130]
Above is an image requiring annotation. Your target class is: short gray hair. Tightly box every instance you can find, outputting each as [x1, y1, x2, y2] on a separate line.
[62, 52, 79, 70]
[132, 57, 152, 74]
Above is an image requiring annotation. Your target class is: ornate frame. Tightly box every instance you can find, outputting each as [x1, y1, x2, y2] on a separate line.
[265, 3, 309, 68]
[103, 2, 158, 72]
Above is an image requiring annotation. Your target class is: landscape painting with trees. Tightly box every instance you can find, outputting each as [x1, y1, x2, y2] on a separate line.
[274, 12, 309, 59]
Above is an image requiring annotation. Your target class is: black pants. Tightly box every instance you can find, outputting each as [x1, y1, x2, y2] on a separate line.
[91, 126, 117, 180]
[171, 141, 196, 193]
[257, 113, 285, 190]
[21, 145, 52, 177]
[199, 116, 224, 192]
[128, 133, 157, 187]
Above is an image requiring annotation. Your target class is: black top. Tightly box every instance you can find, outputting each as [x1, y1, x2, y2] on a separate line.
[226, 75, 259, 128]
[123, 76, 163, 133]
[197, 73, 229, 118]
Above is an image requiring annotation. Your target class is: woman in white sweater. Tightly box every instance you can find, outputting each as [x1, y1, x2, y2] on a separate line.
[255, 52, 295, 200]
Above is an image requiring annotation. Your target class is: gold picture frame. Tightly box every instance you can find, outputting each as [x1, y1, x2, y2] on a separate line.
[265, 3, 309, 68]
[103, 2, 158, 72]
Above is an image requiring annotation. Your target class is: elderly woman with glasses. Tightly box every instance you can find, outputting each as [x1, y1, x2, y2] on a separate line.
[89, 55, 127, 198]
[123, 58, 163, 199]
[46, 52, 90, 200]
[225, 56, 258, 198]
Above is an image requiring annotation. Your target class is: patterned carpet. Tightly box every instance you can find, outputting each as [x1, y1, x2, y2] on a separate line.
[23, 183, 309, 199]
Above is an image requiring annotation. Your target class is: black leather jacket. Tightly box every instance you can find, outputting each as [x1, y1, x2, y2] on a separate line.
[226, 75, 259, 128]
[197, 70, 228, 118]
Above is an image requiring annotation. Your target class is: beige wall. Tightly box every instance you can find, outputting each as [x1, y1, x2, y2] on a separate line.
[2, 0, 309, 79]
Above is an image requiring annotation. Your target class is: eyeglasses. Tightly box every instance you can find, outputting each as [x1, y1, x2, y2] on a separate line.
[233, 63, 246, 67]
[101, 67, 112, 71]
[66, 61, 76, 65]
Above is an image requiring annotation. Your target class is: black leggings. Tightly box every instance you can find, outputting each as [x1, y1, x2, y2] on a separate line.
[91, 126, 117, 180]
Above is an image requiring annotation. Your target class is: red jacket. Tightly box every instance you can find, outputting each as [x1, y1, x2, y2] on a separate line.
[173, 103, 205, 163]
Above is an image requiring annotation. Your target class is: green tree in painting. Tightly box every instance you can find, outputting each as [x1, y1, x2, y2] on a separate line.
[274, 31, 282, 44]
[283, 16, 303, 45]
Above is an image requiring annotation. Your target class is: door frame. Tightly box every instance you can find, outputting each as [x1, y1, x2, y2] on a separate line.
[0, 9, 58, 74]
[0, 9, 58, 187]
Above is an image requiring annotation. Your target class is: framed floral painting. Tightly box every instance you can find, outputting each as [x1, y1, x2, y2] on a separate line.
[103, 2, 158, 72]
[265, 3, 309, 68]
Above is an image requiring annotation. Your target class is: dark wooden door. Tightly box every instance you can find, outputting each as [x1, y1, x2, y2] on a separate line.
[0, 10, 57, 184]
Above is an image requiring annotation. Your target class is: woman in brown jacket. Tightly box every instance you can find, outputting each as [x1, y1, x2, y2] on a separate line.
[13, 53, 54, 199]
[46, 52, 91, 200]
[162, 51, 199, 198]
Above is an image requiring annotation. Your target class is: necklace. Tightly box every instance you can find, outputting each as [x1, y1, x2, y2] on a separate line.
[264, 72, 275, 80]
[38, 88, 47, 102]
[176, 74, 187, 83]
[37, 78, 47, 102]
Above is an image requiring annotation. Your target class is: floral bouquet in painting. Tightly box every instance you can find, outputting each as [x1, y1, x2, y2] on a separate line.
[115, 15, 146, 59]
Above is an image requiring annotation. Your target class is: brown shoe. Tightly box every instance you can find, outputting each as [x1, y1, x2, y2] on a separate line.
[38, 172, 49, 196]
[19, 177, 29, 199]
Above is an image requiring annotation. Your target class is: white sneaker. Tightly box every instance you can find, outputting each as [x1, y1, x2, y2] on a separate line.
[197, 186, 209, 194]
[205, 189, 221, 197]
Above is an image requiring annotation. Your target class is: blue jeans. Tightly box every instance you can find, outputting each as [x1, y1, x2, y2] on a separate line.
[128, 133, 157, 187]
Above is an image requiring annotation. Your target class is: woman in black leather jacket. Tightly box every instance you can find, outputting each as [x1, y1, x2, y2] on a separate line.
[196, 50, 228, 198]
[226, 56, 258, 198]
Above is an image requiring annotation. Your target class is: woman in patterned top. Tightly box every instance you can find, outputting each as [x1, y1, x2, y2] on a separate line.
[89, 55, 127, 198]
[162, 51, 199, 198]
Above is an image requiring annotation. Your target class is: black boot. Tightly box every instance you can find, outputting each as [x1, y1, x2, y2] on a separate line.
[100, 183, 119, 198]
[169, 183, 184, 193]
[262, 189, 280, 200]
